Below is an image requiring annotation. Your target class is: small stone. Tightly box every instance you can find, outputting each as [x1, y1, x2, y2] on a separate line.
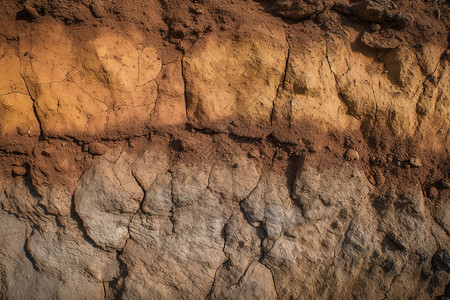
[55, 159, 70, 172]
[344, 149, 360, 161]
[375, 172, 386, 185]
[12, 166, 27, 176]
[427, 187, 439, 199]
[368, 175, 376, 186]
[16, 126, 28, 136]
[361, 31, 400, 49]
[275, 150, 288, 160]
[82, 144, 89, 152]
[23, 3, 39, 19]
[369, 23, 381, 32]
[75, 154, 84, 162]
[248, 149, 259, 158]
[90, 0, 106, 18]
[89, 142, 108, 155]
[409, 157, 422, 167]
[42, 149, 54, 157]
[128, 139, 136, 147]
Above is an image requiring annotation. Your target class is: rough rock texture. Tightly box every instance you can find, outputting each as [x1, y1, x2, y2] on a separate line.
[0, 0, 449, 299]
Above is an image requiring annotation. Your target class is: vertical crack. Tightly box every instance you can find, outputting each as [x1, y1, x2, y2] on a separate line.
[260, 260, 280, 300]
[18, 25, 44, 138]
[382, 261, 407, 300]
[19, 73, 44, 138]
[271, 36, 291, 126]
[23, 234, 40, 272]
[180, 55, 189, 121]
[169, 171, 175, 233]
[414, 48, 448, 135]
[205, 215, 231, 300]
[325, 40, 356, 118]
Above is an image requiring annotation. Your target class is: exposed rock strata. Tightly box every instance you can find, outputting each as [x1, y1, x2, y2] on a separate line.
[0, 0, 449, 299]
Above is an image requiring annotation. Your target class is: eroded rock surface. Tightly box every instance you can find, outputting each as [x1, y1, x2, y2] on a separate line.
[0, 0, 449, 299]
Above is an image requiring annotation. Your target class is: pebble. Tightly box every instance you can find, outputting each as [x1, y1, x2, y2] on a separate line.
[90, 0, 106, 18]
[344, 149, 360, 161]
[75, 154, 85, 162]
[12, 166, 27, 176]
[248, 149, 259, 158]
[42, 148, 55, 157]
[307, 144, 318, 153]
[128, 139, 136, 148]
[427, 187, 439, 199]
[409, 157, 422, 167]
[89, 142, 108, 155]
[375, 172, 386, 185]
[369, 23, 381, 32]
[23, 3, 39, 19]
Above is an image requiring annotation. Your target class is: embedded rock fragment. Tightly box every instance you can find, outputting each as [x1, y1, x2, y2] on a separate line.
[360, 30, 402, 49]
[269, 0, 326, 21]
[74, 149, 144, 250]
[350, 0, 413, 28]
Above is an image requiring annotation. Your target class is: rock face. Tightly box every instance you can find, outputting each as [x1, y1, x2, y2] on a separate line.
[0, 0, 449, 299]
[183, 26, 288, 137]
[1, 144, 449, 299]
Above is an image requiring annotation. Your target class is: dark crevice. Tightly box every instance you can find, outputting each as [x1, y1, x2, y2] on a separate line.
[23, 234, 39, 272]
[260, 260, 280, 299]
[169, 172, 176, 234]
[108, 250, 129, 300]
[271, 36, 291, 126]
[180, 54, 189, 124]
[69, 193, 103, 251]
[19, 73, 45, 139]
[414, 48, 449, 135]
[228, 133, 263, 144]
[205, 217, 231, 300]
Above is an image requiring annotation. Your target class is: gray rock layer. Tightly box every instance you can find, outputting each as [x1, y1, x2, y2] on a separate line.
[0, 147, 449, 299]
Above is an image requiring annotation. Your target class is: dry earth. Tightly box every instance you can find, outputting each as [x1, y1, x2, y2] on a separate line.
[0, 0, 449, 299]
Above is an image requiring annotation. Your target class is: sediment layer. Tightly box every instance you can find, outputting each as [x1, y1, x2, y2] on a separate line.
[0, 0, 449, 299]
